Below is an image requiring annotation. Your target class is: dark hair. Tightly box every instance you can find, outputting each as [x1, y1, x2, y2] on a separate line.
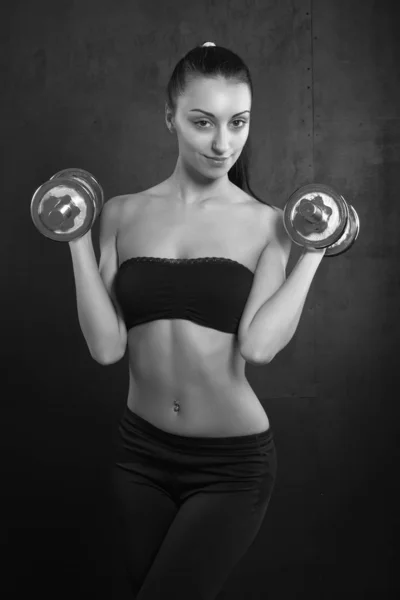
[166, 43, 277, 210]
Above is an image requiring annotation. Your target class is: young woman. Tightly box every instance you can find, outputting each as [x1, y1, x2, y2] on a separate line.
[69, 42, 325, 599]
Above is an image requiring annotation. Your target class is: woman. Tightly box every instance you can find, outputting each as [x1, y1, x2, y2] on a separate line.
[69, 43, 325, 599]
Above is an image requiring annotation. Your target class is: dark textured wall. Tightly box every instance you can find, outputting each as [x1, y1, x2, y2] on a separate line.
[2, 0, 399, 598]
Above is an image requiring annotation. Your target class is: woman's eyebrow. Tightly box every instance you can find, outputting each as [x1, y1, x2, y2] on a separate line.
[189, 109, 251, 118]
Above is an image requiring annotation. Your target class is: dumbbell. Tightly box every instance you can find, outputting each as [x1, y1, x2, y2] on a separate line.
[30, 168, 104, 242]
[283, 183, 360, 257]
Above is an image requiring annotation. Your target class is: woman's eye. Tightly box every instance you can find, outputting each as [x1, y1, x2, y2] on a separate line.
[195, 120, 247, 129]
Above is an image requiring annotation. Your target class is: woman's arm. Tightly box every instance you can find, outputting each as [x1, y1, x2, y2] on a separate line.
[239, 203, 326, 366]
[68, 197, 127, 364]
[240, 246, 325, 365]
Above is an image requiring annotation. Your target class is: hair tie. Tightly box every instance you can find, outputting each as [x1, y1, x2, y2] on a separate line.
[202, 42, 216, 47]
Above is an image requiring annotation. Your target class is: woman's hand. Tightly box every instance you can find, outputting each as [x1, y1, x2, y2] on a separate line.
[68, 230, 93, 246]
[302, 245, 327, 256]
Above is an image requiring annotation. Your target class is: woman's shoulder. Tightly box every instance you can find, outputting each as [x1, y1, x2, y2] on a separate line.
[237, 186, 280, 213]
[113, 188, 154, 216]
[243, 191, 281, 226]
[118, 182, 169, 211]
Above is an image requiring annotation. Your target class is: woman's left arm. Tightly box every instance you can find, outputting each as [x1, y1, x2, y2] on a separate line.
[239, 209, 326, 365]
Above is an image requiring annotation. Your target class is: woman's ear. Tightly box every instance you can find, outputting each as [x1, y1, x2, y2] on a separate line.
[165, 103, 175, 133]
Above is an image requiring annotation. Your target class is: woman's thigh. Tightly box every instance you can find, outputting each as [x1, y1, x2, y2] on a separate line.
[136, 453, 277, 600]
[111, 464, 179, 598]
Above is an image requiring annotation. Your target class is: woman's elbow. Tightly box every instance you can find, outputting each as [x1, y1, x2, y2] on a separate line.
[242, 348, 274, 366]
[92, 344, 126, 365]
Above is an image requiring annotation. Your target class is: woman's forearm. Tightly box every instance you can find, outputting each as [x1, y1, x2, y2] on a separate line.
[68, 232, 122, 363]
[243, 249, 325, 364]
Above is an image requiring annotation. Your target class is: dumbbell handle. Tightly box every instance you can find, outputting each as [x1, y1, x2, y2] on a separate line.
[46, 200, 75, 228]
[298, 200, 324, 224]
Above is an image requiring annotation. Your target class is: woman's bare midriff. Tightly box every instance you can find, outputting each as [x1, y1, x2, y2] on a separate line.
[125, 319, 270, 437]
[117, 182, 277, 437]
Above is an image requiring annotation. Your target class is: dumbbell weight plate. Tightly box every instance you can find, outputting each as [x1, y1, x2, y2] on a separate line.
[284, 184, 349, 250]
[31, 177, 95, 242]
[325, 204, 360, 257]
[50, 168, 104, 219]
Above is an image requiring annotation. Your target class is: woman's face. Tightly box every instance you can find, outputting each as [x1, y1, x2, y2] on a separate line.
[167, 77, 252, 177]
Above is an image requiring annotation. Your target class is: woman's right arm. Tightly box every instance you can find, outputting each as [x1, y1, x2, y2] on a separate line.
[68, 196, 128, 365]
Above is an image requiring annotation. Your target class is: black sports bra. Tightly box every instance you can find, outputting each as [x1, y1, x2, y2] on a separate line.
[114, 256, 254, 334]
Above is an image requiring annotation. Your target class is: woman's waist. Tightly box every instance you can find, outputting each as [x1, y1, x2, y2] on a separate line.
[126, 370, 270, 437]
[127, 363, 250, 402]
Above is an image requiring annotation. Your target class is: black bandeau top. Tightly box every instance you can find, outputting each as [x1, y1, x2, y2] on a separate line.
[114, 256, 255, 334]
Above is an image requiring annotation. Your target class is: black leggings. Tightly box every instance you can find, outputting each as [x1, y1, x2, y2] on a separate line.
[110, 404, 277, 599]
